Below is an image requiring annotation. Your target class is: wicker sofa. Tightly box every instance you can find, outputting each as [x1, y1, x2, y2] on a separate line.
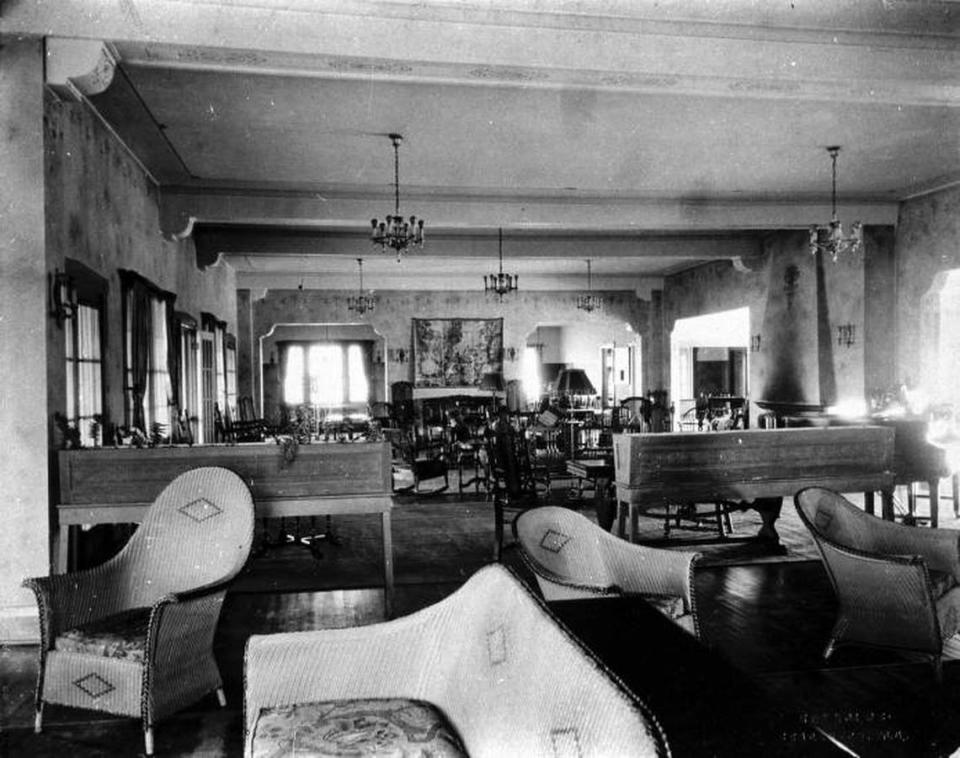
[514, 506, 700, 637]
[244, 563, 670, 757]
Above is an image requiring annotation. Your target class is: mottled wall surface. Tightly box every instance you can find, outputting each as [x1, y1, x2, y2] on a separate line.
[43, 93, 236, 432]
[662, 229, 887, 419]
[248, 288, 648, 409]
[894, 186, 960, 393]
[0, 38, 49, 640]
[662, 256, 767, 402]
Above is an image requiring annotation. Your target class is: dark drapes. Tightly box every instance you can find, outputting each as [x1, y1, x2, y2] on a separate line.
[120, 270, 176, 431]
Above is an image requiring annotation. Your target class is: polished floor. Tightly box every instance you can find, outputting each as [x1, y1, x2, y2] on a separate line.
[4, 484, 960, 757]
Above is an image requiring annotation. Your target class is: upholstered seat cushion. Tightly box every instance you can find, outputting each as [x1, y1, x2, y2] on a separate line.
[55, 607, 150, 663]
[251, 698, 468, 758]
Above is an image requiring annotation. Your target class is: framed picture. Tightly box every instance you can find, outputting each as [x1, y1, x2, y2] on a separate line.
[413, 318, 503, 388]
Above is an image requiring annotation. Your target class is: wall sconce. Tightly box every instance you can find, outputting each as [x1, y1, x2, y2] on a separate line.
[389, 348, 408, 364]
[750, 334, 762, 353]
[836, 323, 856, 347]
[49, 269, 75, 328]
[504, 346, 517, 362]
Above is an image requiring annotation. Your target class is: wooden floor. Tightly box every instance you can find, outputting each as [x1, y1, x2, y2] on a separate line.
[4, 486, 960, 757]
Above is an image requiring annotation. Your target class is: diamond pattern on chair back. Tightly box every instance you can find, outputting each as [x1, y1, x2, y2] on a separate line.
[515, 507, 613, 590]
[122, 466, 255, 601]
[795, 487, 872, 550]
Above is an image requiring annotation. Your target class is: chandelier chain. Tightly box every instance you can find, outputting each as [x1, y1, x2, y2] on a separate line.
[484, 227, 518, 299]
[809, 145, 863, 263]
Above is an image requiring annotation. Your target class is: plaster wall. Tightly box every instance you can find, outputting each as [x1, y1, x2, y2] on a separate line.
[662, 229, 887, 422]
[894, 186, 960, 398]
[662, 257, 767, 412]
[0, 37, 49, 642]
[248, 289, 647, 412]
[43, 93, 236, 436]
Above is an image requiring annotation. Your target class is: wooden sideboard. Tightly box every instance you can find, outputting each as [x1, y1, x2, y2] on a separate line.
[612, 426, 896, 543]
[56, 441, 395, 614]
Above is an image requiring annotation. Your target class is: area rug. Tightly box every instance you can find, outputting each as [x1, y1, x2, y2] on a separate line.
[230, 494, 819, 594]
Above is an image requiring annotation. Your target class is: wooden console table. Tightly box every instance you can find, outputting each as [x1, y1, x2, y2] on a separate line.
[55, 442, 395, 616]
[613, 427, 896, 544]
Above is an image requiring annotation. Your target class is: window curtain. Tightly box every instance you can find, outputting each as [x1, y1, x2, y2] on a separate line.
[120, 271, 152, 431]
[120, 270, 176, 432]
[201, 312, 228, 425]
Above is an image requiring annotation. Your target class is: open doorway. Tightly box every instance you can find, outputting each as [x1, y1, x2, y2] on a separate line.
[671, 307, 750, 428]
[522, 322, 640, 411]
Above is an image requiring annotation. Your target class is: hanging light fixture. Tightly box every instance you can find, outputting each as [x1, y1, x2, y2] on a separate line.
[809, 146, 863, 263]
[576, 259, 603, 312]
[347, 258, 376, 316]
[371, 133, 425, 261]
[484, 227, 517, 299]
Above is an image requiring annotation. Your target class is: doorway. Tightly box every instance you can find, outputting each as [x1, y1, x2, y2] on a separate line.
[670, 307, 750, 426]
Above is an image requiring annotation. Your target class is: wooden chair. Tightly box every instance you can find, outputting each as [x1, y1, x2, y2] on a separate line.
[22, 467, 255, 755]
[487, 417, 544, 560]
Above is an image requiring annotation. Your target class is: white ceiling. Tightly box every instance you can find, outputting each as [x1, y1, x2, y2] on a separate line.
[6, 0, 960, 289]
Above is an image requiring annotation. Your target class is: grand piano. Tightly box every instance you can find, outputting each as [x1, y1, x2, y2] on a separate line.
[612, 426, 896, 544]
[869, 416, 959, 527]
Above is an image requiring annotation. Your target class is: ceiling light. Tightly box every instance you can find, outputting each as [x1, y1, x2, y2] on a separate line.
[809, 146, 862, 263]
[576, 259, 603, 312]
[484, 228, 517, 299]
[347, 258, 376, 316]
[371, 133, 424, 261]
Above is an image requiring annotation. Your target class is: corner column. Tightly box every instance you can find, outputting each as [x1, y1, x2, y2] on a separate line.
[0, 37, 49, 643]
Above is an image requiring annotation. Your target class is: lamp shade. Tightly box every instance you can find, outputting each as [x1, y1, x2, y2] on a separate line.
[555, 368, 596, 395]
[479, 372, 506, 392]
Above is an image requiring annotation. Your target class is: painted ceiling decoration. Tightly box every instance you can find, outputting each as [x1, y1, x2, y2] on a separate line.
[18, 0, 958, 291]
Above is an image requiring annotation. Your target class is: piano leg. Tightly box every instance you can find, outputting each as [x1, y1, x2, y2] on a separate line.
[752, 497, 782, 544]
[954, 474, 959, 519]
[929, 478, 940, 528]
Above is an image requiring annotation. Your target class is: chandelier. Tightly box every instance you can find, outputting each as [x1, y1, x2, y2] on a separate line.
[576, 259, 603, 312]
[347, 258, 376, 315]
[371, 133, 424, 261]
[484, 228, 517, 299]
[809, 146, 863, 262]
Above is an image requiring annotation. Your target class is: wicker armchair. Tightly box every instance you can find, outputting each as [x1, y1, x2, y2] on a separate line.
[513, 506, 700, 636]
[23, 466, 255, 756]
[244, 563, 670, 757]
[795, 486, 960, 678]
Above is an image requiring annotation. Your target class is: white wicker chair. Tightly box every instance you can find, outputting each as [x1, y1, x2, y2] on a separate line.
[244, 563, 670, 757]
[795, 486, 960, 679]
[513, 506, 701, 636]
[23, 466, 255, 756]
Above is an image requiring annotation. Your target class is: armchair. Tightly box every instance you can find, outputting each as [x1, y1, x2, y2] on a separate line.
[513, 506, 700, 636]
[794, 486, 960, 678]
[23, 466, 255, 755]
[244, 564, 670, 757]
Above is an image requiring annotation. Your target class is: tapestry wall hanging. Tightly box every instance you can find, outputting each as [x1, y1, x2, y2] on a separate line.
[413, 318, 504, 388]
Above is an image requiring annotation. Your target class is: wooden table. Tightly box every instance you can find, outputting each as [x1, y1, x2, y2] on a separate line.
[566, 458, 616, 531]
[549, 596, 851, 756]
[613, 427, 896, 544]
[55, 442, 396, 616]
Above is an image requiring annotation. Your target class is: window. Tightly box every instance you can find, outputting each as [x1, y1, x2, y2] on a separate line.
[200, 313, 229, 442]
[282, 341, 371, 409]
[61, 262, 107, 446]
[225, 333, 238, 423]
[121, 270, 176, 438]
[175, 313, 199, 443]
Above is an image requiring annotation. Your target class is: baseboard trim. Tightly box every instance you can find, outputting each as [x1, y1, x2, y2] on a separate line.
[0, 605, 40, 645]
